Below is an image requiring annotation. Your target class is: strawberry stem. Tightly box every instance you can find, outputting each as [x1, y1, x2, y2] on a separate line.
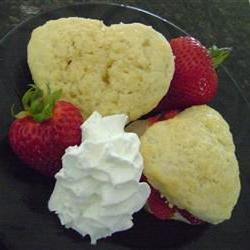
[208, 45, 232, 69]
[15, 84, 62, 122]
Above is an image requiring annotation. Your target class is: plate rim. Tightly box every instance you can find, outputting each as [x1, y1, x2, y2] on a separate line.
[0, 2, 188, 44]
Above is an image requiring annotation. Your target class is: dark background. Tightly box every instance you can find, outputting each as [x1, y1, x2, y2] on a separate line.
[0, 0, 250, 103]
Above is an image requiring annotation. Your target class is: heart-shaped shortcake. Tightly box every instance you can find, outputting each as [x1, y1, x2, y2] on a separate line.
[28, 17, 174, 122]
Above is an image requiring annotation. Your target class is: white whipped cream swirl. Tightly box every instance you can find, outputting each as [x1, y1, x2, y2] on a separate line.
[48, 112, 150, 244]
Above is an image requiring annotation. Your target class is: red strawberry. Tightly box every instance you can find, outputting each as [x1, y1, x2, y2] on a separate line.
[177, 208, 205, 225]
[147, 185, 176, 220]
[154, 36, 231, 112]
[141, 110, 206, 224]
[143, 176, 205, 224]
[9, 85, 83, 177]
[148, 110, 179, 125]
[141, 175, 176, 220]
[126, 110, 179, 136]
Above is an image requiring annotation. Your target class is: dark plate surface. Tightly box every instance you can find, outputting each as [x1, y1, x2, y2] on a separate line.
[0, 3, 250, 250]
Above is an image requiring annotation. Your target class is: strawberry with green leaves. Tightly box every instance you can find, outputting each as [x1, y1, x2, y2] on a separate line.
[153, 36, 231, 112]
[9, 85, 83, 177]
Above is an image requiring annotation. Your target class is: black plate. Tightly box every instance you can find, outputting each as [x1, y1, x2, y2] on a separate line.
[0, 3, 250, 250]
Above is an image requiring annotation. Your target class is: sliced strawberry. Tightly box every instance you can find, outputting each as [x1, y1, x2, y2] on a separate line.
[147, 187, 176, 220]
[177, 208, 205, 225]
[141, 175, 176, 220]
[142, 175, 206, 224]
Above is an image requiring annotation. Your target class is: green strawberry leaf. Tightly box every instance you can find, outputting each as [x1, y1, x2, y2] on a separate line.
[30, 98, 44, 114]
[32, 112, 48, 123]
[22, 87, 34, 110]
[51, 89, 63, 105]
[208, 45, 232, 69]
[15, 84, 62, 122]
[15, 110, 30, 119]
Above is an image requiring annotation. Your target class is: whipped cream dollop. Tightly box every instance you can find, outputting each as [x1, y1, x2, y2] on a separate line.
[48, 112, 150, 244]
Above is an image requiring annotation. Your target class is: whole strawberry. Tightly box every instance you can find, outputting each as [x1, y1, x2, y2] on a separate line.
[9, 85, 83, 177]
[154, 36, 230, 111]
